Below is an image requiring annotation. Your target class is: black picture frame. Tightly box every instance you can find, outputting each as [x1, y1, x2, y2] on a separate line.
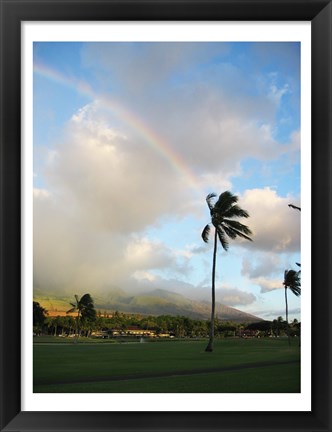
[1, 0, 331, 431]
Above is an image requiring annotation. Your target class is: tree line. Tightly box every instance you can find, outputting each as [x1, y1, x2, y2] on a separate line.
[33, 299, 300, 339]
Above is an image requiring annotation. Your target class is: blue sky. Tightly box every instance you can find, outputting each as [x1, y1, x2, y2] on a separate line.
[33, 41, 301, 321]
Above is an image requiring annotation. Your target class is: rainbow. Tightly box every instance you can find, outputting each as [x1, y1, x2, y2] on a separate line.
[34, 62, 200, 190]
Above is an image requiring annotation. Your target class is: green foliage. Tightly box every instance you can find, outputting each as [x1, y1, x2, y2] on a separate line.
[67, 293, 96, 320]
[36, 309, 302, 341]
[202, 191, 253, 251]
[33, 301, 48, 331]
[36, 313, 247, 338]
[283, 269, 301, 297]
[65, 294, 97, 339]
[246, 321, 272, 332]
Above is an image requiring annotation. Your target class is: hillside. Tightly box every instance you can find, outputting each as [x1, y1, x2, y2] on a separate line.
[34, 287, 261, 322]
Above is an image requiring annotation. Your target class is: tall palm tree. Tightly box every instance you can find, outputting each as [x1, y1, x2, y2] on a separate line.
[202, 191, 253, 352]
[283, 269, 301, 345]
[66, 293, 96, 342]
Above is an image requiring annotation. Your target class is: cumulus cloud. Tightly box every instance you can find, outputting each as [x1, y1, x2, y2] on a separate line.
[80, 42, 299, 184]
[41, 102, 195, 234]
[125, 236, 178, 271]
[147, 81, 297, 181]
[239, 188, 300, 252]
[33, 188, 50, 199]
[34, 197, 181, 292]
[242, 253, 282, 278]
[250, 277, 283, 293]
[34, 190, 185, 295]
[34, 190, 126, 293]
[216, 287, 256, 306]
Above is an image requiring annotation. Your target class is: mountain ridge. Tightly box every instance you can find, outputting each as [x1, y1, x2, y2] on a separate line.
[34, 287, 261, 322]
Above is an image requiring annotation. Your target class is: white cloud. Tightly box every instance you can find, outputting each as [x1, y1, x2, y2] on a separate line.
[251, 277, 282, 293]
[33, 186, 191, 296]
[132, 271, 156, 282]
[239, 188, 300, 252]
[242, 253, 282, 279]
[216, 286, 256, 306]
[33, 188, 50, 199]
[156, 86, 284, 178]
[125, 236, 177, 271]
[41, 102, 196, 234]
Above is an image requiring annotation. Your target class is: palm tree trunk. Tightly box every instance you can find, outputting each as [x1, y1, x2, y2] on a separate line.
[206, 228, 218, 352]
[285, 287, 290, 345]
[74, 311, 80, 344]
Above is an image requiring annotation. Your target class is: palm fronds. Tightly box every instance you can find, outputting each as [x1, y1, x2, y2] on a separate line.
[206, 193, 217, 214]
[284, 269, 301, 296]
[205, 190, 253, 251]
[201, 224, 211, 243]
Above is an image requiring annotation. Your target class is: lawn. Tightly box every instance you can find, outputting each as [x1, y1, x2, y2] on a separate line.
[33, 338, 300, 393]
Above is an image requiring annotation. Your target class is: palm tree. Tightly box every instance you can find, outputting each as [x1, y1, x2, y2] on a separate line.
[66, 294, 96, 342]
[283, 269, 301, 345]
[202, 191, 253, 352]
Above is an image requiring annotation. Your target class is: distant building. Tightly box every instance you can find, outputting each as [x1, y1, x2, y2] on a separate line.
[90, 331, 109, 339]
[108, 327, 157, 338]
[158, 332, 171, 338]
[126, 326, 156, 337]
[237, 329, 260, 338]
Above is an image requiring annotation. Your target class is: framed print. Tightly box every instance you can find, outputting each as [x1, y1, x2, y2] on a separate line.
[1, 0, 331, 431]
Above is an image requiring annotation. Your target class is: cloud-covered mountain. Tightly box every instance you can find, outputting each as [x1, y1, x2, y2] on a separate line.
[35, 287, 262, 322]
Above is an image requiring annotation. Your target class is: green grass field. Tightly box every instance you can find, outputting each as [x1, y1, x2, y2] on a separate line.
[33, 338, 300, 393]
